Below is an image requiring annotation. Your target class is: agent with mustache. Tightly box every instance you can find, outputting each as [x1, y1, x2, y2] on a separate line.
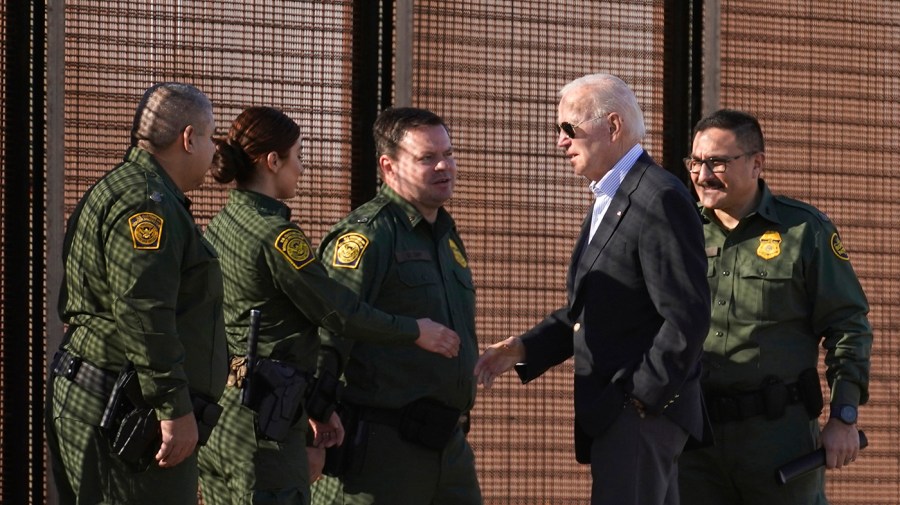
[311, 107, 482, 504]
[678, 109, 872, 505]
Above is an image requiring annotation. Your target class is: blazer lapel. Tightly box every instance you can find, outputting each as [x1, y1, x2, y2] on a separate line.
[570, 153, 652, 306]
[567, 206, 593, 298]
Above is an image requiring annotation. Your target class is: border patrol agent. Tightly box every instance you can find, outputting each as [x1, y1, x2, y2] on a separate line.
[311, 107, 482, 505]
[197, 107, 460, 505]
[678, 109, 872, 505]
[47, 83, 227, 504]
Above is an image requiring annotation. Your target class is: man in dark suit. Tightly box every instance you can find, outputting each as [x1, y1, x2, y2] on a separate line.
[474, 73, 710, 505]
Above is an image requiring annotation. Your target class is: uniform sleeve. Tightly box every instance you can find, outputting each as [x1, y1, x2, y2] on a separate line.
[807, 221, 873, 407]
[106, 198, 193, 420]
[517, 306, 576, 382]
[315, 222, 392, 376]
[266, 225, 418, 345]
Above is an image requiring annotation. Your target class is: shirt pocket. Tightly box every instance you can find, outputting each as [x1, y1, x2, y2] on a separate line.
[396, 261, 441, 310]
[735, 257, 798, 324]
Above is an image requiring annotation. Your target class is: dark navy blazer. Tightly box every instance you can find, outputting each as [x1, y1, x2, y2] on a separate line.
[516, 151, 711, 463]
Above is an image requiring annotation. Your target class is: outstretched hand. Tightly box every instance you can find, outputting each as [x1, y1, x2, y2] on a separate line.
[474, 336, 525, 388]
[415, 318, 461, 358]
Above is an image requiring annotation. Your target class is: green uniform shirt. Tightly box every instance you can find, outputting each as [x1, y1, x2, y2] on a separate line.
[701, 180, 872, 408]
[61, 147, 227, 420]
[318, 185, 478, 412]
[203, 189, 419, 370]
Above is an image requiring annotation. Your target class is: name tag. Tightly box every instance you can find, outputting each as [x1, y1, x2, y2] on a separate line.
[396, 250, 431, 262]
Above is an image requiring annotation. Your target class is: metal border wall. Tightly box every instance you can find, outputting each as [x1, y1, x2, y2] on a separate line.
[2, 1, 897, 503]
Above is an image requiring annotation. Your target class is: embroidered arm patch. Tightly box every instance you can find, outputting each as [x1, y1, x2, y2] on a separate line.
[275, 229, 315, 270]
[129, 212, 164, 250]
[332, 232, 369, 269]
[831, 233, 850, 260]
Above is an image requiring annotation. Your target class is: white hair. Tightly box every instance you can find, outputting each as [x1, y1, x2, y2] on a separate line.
[559, 73, 646, 140]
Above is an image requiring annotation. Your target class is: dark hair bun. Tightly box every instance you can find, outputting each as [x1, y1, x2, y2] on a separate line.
[212, 139, 253, 183]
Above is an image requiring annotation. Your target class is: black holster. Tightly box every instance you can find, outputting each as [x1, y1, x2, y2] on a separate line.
[323, 404, 363, 478]
[100, 364, 224, 471]
[797, 367, 824, 419]
[305, 369, 342, 423]
[244, 358, 309, 442]
[397, 398, 462, 451]
[100, 364, 160, 471]
[762, 376, 790, 420]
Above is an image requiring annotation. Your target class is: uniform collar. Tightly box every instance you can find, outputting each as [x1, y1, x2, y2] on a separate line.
[378, 184, 455, 235]
[228, 188, 291, 219]
[700, 179, 781, 227]
[753, 180, 781, 224]
[125, 146, 187, 204]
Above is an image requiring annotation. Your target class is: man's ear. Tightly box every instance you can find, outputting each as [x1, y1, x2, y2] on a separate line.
[378, 155, 394, 180]
[751, 151, 766, 177]
[607, 112, 622, 138]
[182, 125, 195, 153]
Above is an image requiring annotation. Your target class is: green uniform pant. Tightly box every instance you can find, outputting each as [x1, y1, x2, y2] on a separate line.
[198, 387, 311, 505]
[310, 420, 481, 505]
[678, 404, 826, 505]
[48, 375, 200, 505]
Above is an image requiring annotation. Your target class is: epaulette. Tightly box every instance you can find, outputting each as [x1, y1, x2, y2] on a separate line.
[344, 193, 392, 227]
[772, 194, 832, 224]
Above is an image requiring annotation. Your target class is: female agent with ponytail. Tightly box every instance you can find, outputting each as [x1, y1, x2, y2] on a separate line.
[197, 107, 460, 504]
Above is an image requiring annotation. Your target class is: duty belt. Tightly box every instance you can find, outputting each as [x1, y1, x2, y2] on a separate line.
[51, 349, 117, 398]
[357, 402, 471, 435]
[705, 380, 804, 423]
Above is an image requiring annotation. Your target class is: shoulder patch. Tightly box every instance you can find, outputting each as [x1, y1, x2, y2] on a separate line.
[448, 238, 468, 268]
[129, 212, 164, 250]
[346, 197, 390, 226]
[332, 232, 369, 269]
[830, 232, 850, 260]
[274, 229, 315, 270]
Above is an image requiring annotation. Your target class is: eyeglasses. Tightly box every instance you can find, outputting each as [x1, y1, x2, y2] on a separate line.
[554, 114, 608, 139]
[683, 152, 757, 174]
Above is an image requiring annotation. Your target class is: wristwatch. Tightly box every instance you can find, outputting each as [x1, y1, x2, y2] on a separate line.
[830, 404, 858, 425]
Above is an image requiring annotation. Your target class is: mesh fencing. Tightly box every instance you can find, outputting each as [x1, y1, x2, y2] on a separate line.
[2, 0, 898, 503]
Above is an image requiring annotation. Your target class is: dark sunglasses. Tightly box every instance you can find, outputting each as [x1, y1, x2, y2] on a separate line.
[554, 114, 607, 139]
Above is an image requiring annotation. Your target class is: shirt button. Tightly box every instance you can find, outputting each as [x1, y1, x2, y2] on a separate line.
[715, 331, 723, 337]
[758, 270, 767, 277]
[716, 299, 726, 305]
[573, 323, 581, 332]
[723, 271, 730, 276]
